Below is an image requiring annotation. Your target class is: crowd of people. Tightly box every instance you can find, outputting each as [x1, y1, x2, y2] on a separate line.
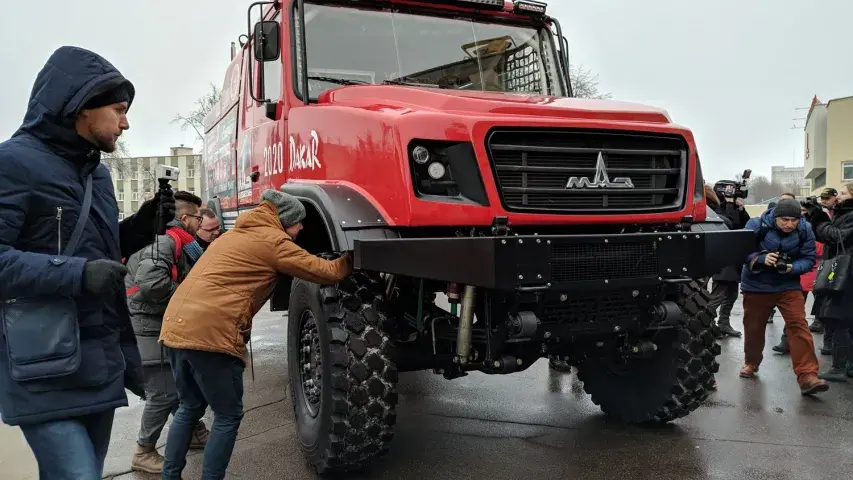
[0, 46, 351, 479]
[704, 183, 853, 394]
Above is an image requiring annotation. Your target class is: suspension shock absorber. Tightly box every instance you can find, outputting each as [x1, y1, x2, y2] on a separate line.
[447, 282, 460, 316]
[456, 285, 476, 364]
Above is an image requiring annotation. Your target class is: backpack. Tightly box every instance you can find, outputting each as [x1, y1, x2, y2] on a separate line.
[125, 227, 184, 297]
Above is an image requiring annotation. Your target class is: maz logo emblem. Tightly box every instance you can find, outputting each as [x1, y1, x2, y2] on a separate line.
[565, 152, 635, 189]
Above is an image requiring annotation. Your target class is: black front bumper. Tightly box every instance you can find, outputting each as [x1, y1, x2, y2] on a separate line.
[353, 227, 756, 291]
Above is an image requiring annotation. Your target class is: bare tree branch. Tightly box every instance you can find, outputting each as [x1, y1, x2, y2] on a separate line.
[569, 64, 612, 100]
[745, 175, 789, 203]
[171, 82, 222, 141]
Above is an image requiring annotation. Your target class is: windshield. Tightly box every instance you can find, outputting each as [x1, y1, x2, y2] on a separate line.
[294, 3, 565, 100]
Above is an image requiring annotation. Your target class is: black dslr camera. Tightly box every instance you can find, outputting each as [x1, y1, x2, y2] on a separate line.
[801, 196, 820, 208]
[774, 252, 793, 273]
[714, 169, 752, 201]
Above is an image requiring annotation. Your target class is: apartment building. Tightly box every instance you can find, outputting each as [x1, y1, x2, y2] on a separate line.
[106, 146, 203, 220]
[770, 165, 809, 196]
[803, 95, 853, 194]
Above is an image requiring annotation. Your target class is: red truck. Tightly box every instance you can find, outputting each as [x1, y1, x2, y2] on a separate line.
[202, 0, 755, 474]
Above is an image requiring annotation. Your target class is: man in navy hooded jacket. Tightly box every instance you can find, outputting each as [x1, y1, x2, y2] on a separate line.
[738, 198, 828, 395]
[0, 46, 175, 478]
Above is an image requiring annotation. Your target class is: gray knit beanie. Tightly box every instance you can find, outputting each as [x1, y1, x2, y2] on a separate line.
[773, 198, 801, 219]
[260, 189, 306, 227]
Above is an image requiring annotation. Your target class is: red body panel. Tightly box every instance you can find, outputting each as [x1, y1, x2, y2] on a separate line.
[203, 2, 708, 228]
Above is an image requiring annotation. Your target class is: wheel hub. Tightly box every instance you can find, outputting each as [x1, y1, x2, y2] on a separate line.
[298, 311, 322, 417]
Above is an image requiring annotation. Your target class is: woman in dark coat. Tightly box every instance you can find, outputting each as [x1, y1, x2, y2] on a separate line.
[804, 184, 853, 381]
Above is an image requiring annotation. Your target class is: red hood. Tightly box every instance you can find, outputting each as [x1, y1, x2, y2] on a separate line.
[316, 85, 673, 124]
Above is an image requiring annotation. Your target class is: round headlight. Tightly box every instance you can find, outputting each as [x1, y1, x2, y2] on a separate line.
[427, 162, 446, 180]
[412, 145, 430, 164]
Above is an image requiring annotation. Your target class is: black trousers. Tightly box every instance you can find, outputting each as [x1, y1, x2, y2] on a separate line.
[709, 280, 739, 325]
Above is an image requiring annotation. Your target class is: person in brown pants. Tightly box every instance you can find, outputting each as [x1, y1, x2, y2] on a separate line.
[738, 198, 829, 395]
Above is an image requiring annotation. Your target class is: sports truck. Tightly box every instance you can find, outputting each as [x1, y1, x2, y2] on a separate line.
[201, 0, 755, 474]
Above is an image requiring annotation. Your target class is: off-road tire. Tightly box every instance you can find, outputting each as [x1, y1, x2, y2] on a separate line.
[576, 281, 720, 424]
[288, 274, 398, 475]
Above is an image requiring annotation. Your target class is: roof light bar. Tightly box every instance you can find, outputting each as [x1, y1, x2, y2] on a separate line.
[457, 0, 505, 9]
[513, 0, 546, 14]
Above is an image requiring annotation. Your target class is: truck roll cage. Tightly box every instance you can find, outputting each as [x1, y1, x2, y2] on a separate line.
[243, 0, 573, 119]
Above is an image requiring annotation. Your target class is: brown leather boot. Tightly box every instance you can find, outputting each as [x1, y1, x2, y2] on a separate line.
[800, 374, 829, 396]
[190, 421, 210, 449]
[739, 364, 758, 378]
[131, 444, 164, 474]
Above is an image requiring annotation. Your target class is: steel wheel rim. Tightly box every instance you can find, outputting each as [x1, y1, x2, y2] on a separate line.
[298, 310, 322, 418]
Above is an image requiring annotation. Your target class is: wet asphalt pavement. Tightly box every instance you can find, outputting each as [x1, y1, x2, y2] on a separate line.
[3, 297, 853, 480]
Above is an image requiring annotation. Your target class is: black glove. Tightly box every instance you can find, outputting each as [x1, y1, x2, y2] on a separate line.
[136, 187, 176, 235]
[803, 203, 830, 227]
[83, 259, 128, 295]
[802, 199, 822, 217]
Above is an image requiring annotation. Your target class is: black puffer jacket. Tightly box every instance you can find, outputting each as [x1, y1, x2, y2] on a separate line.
[712, 201, 752, 282]
[810, 199, 853, 321]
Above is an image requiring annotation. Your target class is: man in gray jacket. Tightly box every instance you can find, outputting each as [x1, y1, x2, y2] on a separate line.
[124, 190, 211, 473]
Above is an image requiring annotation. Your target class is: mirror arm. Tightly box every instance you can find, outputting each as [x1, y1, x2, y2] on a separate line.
[297, 0, 310, 105]
[246, 1, 277, 104]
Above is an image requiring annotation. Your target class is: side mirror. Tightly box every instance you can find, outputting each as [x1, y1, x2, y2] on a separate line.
[253, 21, 280, 61]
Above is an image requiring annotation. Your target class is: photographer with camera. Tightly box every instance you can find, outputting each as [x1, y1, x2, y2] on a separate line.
[738, 198, 828, 394]
[707, 177, 752, 337]
[771, 194, 828, 354]
[803, 184, 853, 382]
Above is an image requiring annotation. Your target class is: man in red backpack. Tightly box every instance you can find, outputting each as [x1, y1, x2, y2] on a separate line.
[123, 190, 210, 474]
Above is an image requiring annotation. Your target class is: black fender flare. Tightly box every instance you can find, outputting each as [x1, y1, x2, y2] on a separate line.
[279, 182, 398, 252]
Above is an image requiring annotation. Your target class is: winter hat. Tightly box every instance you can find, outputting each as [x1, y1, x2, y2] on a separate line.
[773, 198, 801, 219]
[260, 189, 306, 228]
[82, 81, 134, 111]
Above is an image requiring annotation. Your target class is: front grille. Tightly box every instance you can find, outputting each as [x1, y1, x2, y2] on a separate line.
[485, 129, 688, 213]
[540, 293, 643, 324]
[550, 242, 659, 282]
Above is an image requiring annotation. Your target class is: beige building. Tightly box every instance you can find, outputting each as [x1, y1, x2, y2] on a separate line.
[803, 95, 853, 195]
[107, 146, 202, 220]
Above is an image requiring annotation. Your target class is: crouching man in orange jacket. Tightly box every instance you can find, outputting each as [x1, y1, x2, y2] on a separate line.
[157, 189, 352, 480]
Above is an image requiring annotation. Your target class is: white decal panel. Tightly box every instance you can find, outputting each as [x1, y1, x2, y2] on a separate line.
[288, 130, 321, 172]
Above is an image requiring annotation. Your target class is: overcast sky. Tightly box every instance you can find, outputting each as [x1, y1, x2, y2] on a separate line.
[1, 0, 851, 184]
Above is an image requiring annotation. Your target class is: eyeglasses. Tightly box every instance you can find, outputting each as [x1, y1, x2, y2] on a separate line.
[183, 214, 204, 223]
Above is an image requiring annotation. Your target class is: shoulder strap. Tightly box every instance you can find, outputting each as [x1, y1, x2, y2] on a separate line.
[165, 228, 183, 261]
[63, 174, 93, 256]
[164, 228, 183, 282]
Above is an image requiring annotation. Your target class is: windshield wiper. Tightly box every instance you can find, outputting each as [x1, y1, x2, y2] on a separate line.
[383, 79, 449, 89]
[307, 76, 371, 86]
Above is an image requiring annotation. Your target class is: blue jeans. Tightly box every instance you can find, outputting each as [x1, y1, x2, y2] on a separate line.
[20, 409, 115, 480]
[162, 347, 245, 480]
